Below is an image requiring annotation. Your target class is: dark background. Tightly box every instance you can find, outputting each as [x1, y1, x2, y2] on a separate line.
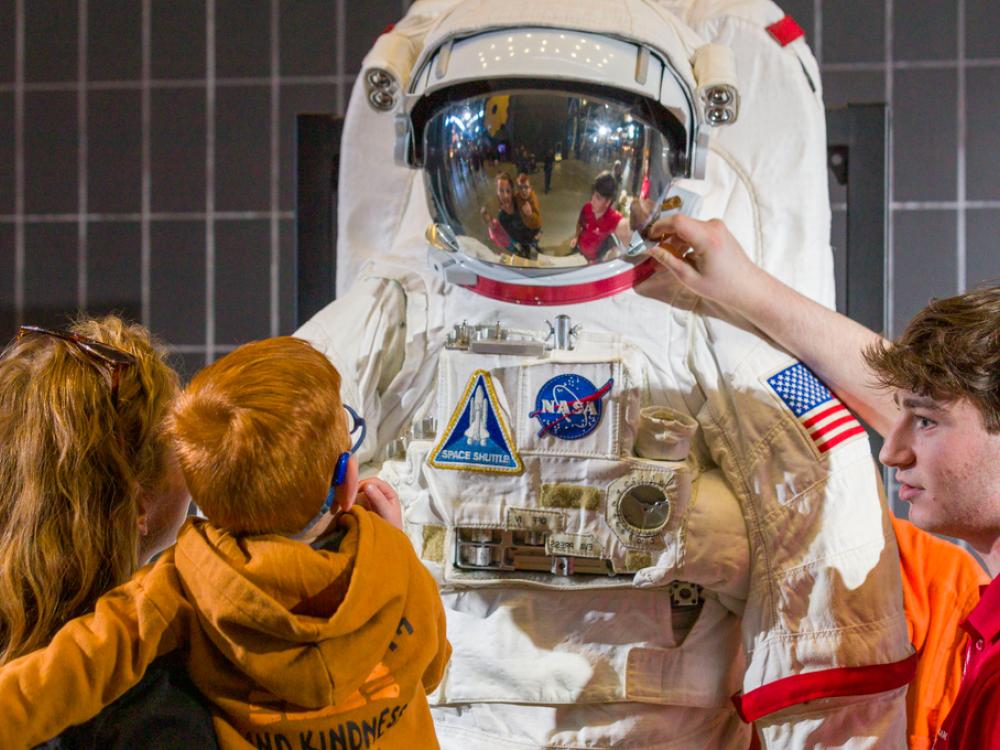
[2, 0, 999, 382]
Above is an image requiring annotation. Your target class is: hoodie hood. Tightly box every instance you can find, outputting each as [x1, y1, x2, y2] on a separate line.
[173, 508, 413, 708]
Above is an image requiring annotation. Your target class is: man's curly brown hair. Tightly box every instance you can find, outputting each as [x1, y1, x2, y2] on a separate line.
[863, 283, 1000, 433]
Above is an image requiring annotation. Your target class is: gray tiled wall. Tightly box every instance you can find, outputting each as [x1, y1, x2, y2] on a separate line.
[784, 0, 1000, 339]
[2, 0, 998, 379]
[0, 0, 404, 379]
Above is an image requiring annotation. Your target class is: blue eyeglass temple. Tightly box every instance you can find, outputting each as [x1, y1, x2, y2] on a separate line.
[345, 403, 367, 454]
[321, 404, 367, 514]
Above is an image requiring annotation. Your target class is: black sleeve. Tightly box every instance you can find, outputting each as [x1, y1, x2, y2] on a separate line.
[35, 652, 219, 750]
[497, 209, 534, 246]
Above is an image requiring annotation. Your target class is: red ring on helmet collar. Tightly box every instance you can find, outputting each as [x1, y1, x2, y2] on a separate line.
[462, 258, 658, 306]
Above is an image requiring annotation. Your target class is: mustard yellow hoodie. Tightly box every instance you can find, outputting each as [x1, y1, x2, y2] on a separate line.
[0, 508, 450, 749]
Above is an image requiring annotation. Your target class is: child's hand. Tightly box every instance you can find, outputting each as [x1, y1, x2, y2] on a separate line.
[357, 477, 403, 530]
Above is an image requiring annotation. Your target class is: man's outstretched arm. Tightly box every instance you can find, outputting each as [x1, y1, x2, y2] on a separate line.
[647, 214, 896, 437]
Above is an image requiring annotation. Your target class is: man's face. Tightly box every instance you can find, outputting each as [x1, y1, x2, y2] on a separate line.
[496, 180, 514, 212]
[880, 391, 1000, 552]
[590, 192, 611, 215]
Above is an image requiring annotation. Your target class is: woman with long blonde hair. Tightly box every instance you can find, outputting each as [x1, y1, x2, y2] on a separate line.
[0, 316, 215, 747]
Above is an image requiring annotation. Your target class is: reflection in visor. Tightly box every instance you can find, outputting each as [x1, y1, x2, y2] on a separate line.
[423, 91, 684, 270]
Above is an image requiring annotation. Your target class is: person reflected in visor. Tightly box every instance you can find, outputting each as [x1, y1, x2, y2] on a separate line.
[515, 173, 542, 240]
[571, 171, 630, 262]
[480, 171, 537, 259]
[542, 148, 555, 194]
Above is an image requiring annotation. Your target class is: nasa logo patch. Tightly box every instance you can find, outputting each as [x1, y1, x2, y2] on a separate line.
[429, 370, 523, 474]
[530, 373, 613, 440]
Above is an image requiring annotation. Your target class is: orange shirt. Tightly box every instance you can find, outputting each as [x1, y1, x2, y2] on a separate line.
[893, 516, 988, 750]
[0, 510, 450, 749]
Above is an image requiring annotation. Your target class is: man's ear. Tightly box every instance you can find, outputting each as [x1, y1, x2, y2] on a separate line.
[331, 455, 359, 513]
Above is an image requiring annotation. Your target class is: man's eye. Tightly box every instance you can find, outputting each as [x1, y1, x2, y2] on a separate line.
[916, 416, 936, 429]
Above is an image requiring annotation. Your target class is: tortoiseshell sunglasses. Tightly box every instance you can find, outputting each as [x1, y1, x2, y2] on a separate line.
[16, 325, 137, 406]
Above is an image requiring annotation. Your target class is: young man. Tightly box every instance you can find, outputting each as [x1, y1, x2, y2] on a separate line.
[571, 171, 629, 261]
[647, 213, 1000, 749]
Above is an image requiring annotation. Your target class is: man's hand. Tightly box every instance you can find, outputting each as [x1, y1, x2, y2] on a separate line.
[646, 214, 897, 436]
[645, 214, 763, 311]
[357, 477, 403, 530]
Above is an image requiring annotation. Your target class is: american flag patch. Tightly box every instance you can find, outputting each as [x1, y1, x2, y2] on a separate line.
[767, 363, 866, 454]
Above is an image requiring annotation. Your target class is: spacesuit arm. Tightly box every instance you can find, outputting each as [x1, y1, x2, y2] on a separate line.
[0, 557, 190, 748]
[295, 275, 409, 465]
[649, 214, 896, 436]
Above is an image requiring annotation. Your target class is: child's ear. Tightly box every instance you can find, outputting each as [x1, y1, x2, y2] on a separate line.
[332, 455, 360, 512]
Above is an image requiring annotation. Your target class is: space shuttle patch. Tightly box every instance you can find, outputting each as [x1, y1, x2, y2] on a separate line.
[429, 370, 523, 474]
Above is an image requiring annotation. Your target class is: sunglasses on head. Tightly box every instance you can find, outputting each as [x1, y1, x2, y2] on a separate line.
[16, 325, 137, 406]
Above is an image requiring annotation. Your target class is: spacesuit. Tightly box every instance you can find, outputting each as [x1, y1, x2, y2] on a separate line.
[297, 1, 915, 747]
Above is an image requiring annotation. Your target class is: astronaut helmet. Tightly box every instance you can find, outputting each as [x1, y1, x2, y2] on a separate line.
[390, 20, 736, 305]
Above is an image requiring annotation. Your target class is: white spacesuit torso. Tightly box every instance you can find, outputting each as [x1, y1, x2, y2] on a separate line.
[297, 1, 914, 747]
[299, 260, 909, 749]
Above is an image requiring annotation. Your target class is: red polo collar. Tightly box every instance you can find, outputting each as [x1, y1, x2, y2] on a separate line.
[962, 575, 1000, 643]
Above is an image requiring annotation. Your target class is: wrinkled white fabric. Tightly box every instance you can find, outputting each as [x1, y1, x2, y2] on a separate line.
[297, 1, 911, 747]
